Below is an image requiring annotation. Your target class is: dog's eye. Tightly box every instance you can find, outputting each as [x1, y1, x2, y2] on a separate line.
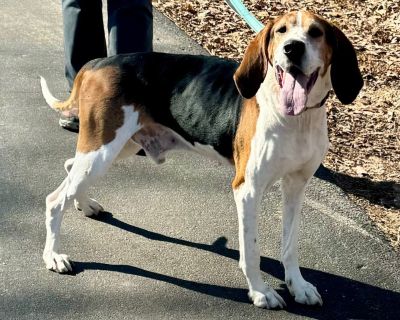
[308, 27, 323, 38]
[276, 26, 287, 34]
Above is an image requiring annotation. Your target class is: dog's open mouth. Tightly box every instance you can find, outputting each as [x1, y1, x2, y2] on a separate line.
[276, 66, 319, 116]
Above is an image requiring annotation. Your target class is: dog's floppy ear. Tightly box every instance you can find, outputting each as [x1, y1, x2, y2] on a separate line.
[328, 24, 363, 104]
[234, 21, 274, 99]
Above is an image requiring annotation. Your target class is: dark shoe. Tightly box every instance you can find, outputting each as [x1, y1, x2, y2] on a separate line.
[59, 112, 79, 133]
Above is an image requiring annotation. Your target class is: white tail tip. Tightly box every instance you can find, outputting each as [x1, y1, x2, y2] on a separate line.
[40, 76, 60, 109]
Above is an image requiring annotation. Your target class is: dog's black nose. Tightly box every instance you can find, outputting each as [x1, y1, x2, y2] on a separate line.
[283, 40, 305, 64]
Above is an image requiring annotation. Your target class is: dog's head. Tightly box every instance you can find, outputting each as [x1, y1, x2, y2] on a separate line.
[234, 11, 363, 116]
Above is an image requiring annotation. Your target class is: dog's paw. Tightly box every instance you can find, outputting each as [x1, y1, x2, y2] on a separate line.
[43, 252, 72, 273]
[286, 277, 322, 306]
[75, 198, 104, 217]
[249, 286, 286, 309]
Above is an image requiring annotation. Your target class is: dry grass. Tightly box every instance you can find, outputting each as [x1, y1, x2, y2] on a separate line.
[153, 0, 399, 250]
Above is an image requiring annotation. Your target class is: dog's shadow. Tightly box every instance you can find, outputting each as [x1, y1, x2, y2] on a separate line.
[315, 164, 400, 209]
[71, 212, 399, 319]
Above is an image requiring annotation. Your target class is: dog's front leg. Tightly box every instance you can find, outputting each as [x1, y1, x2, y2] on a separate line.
[281, 171, 323, 306]
[234, 180, 285, 309]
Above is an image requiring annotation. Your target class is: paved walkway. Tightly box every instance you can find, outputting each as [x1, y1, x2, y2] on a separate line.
[1, 1, 399, 319]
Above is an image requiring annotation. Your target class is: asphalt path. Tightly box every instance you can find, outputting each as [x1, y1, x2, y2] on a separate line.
[1, 1, 399, 319]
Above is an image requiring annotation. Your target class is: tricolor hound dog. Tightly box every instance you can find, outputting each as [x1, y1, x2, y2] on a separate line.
[40, 10, 363, 309]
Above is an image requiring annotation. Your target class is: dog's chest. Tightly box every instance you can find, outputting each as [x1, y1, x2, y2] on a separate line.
[256, 110, 329, 171]
[281, 128, 327, 163]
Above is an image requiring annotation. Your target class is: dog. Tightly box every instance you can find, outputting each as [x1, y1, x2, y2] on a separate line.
[40, 10, 363, 309]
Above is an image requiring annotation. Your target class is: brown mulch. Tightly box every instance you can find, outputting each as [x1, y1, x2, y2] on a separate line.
[153, 0, 400, 250]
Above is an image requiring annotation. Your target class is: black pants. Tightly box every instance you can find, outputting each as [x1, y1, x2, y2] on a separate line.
[62, 0, 153, 89]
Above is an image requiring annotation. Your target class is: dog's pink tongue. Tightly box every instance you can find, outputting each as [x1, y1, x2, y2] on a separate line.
[280, 71, 308, 116]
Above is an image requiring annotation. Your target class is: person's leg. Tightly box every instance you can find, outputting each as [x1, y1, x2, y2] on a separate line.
[62, 0, 107, 88]
[107, 0, 153, 55]
[61, 0, 107, 132]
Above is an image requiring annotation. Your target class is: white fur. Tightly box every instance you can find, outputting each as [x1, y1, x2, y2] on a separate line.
[297, 11, 303, 28]
[307, 66, 332, 107]
[40, 76, 60, 109]
[43, 106, 141, 272]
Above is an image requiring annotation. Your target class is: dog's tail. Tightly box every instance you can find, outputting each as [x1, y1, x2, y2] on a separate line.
[40, 69, 84, 112]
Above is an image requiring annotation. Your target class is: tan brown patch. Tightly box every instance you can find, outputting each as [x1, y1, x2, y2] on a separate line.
[233, 21, 274, 99]
[266, 12, 299, 63]
[52, 66, 87, 112]
[76, 66, 130, 153]
[266, 20, 279, 64]
[232, 98, 260, 189]
[300, 11, 317, 29]
[277, 11, 297, 27]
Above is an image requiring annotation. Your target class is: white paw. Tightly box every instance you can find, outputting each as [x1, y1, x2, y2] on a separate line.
[43, 252, 72, 273]
[249, 286, 286, 309]
[286, 278, 323, 306]
[75, 198, 104, 216]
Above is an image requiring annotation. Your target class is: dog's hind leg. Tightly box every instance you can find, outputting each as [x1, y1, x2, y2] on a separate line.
[61, 156, 105, 217]
[43, 154, 112, 272]
[43, 105, 141, 273]
[64, 158, 75, 173]
[281, 171, 323, 306]
[62, 156, 104, 217]
[43, 152, 112, 272]
[43, 176, 75, 273]
[62, 140, 142, 216]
